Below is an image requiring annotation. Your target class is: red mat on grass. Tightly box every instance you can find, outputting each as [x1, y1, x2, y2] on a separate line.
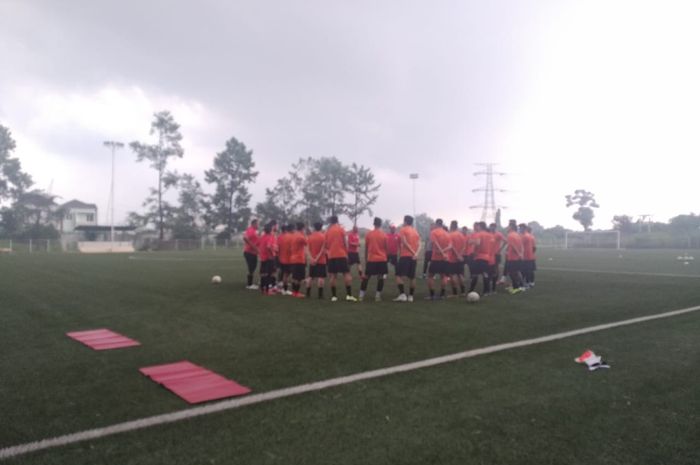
[139, 361, 251, 404]
[66, 328, 141, 350]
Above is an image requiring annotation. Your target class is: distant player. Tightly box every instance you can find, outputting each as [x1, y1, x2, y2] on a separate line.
[347, 225, 363, 279]
[448, 220, 466, 296]
[488, 223, 506, 291]
[277, 225, 293, 295]
[325, 215, 357, 302]
[243, 219, 259, 290]
[386, 224, 399, 272]
[520, 224, 537, 288]
[258, 222, 277, 295]
[469, 222, 494, 296]
[306, 222, 327, 299]
[360, 217, 388, 302]
[427, 218, 452, 300]
[288, 222, 308, 298]
[504, 221, 525, 293]
[394, 215, 421, 302]
[462, 225, 474, 284]
[422, 223, 435, 278]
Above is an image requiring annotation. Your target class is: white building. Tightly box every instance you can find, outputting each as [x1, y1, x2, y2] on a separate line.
[58, 200, 98, 233]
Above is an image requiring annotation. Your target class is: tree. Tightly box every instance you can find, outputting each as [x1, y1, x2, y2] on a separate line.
[612, 214, 636, 233]
[414, 213, 434, 240]
[130, 111, 184, 240]
[565, 189, 599, 231]
[127, 171, 180, 235]
[295, 157, 350, 222]
[527, 221, 545, 235]
[254, 177, 299, 225]
[172, 174, 206, 239]
[0, 124, 33, 204]
[669, 213, 700, 233]
[345, 163, 381, 226]
[1, 189, 60, 238]
[204, 137, 258, 237]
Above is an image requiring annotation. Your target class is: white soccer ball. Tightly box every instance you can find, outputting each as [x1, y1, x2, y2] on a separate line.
[211, 275, 222, 284]
[466, 291, 480, 303]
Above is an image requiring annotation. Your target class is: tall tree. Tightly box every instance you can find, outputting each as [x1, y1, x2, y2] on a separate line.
[172, 173, 206, 239]
[204, 137, 258, 237]
[0, 124, 33, 204]
[295, 157, 350, 222]
[612, 214, 636, 233]
[346, 163, 381, 226]
[254, 177, 298, 225]
[565, 189, 599, 231]
[130, 111, 184, 240]
[127, 171, 180, 233]
[414, 212, 434, 239]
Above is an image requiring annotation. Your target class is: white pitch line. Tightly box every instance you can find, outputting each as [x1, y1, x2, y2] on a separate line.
[2, 304, 700, 461]
[539, 266, 700, 279]
[127, 256, 238, 262]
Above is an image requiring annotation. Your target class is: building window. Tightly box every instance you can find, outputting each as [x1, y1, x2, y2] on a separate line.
[66, 213, 73, 220]
[86, 213, 95, 222]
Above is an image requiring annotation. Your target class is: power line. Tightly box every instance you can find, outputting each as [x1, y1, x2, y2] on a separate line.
[469, 163, 506, 223]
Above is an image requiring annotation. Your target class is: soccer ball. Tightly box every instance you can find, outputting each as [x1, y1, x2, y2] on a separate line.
[211, 275, 222, 284]
[466, 292, 480, 303]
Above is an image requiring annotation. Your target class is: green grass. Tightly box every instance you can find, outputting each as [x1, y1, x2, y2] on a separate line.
[1, 248, 699, 464]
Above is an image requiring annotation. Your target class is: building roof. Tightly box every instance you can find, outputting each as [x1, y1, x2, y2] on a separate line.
[60, 199, 98, 210]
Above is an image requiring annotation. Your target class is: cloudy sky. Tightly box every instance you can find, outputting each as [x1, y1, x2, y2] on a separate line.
[2, 0, 699, 230]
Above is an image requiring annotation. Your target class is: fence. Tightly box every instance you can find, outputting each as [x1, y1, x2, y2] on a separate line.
[0, 237, 245, 253]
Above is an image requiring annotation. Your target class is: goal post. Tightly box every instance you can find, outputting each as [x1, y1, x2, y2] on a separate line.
[564, 230, 621, 250]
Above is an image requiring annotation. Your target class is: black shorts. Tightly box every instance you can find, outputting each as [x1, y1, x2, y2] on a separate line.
[244, 252, 257, 274]
[261, 259, 276, 275]
[504, 260, 522, 274]
[309, 264, 327, 278]
[365, 261, 389, 276]
[328, 257, 350, 274]
[279, 263, 291, 275]
[522, 260, 536, 273]
[428, 260, 448, 276]
[290, 263, 306, 281]
[495, 254, 502, 265]
[424, 250, 432, 261]
[387, 254, 398, 267]
[450, 261, 464, 276]
[348, 252, 360, 265]
[472, 259, 490, 275]
[396, 256, 417, 278]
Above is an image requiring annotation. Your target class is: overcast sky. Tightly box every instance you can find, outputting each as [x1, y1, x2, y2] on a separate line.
[1, 0, 699, 230]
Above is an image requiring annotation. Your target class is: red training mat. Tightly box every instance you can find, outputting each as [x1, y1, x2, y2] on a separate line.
[66, 328, 141, 350]
[140, 361, 251, 404]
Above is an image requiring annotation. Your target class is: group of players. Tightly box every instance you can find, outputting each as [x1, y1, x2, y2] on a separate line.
[242, 215, 537, 302]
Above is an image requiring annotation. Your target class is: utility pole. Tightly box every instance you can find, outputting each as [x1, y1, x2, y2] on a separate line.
[103, 141, 124, 249]
[470, 163, 506, 224]
[409, 173, 419, 219]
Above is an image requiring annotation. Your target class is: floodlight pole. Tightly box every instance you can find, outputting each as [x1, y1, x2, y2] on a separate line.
[103, 141, 124, 249]
[409, 173, 419, 219]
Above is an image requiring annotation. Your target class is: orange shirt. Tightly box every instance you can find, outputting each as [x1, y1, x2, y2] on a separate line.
[365, 229, 388, 262]
[474, 231, 494, 262]
[258, 233, 275, 261]
[506, 231, 524, 261]
[449, 231, 465, 263]
[493, 231, 505, 255]
[278, 233, 292, 265]
[430, 228, 451, 261]
[289, 231, 307, 264]
[386, 233, 400, 255]
[398, 226, 420, 258]
[347, 232, 360, 253]
[522, 232, 536, 260]
[307, 231, 327, 265]
[243, 226, 258, 254]
[464, 232, 474, 256]
[325, 224, 348, 259]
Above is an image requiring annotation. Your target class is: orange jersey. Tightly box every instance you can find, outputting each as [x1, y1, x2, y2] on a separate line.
[492, 231, 505, 255]
[398, 226, 420, 258]
[347, 232, 360, 253]
[365, 229, 388, 262]
[473, 231, 494, 262]
[522, 232, 536, 260]
[289, 231, 307, 264]
[464, 232, 474, 256]
[325, 224, 348, 259]
[506, 231, 524, 261]
[449, 230, 466, 263]
[430, 228, 451, 261]
[386, 233, 400, 255]
[307, 231, 327, 265]
[277, 233, 292, 264]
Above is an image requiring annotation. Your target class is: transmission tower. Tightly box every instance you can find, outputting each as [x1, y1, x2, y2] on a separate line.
[470, 163, 506, 223]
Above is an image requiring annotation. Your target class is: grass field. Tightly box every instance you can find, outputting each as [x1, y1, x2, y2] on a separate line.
[1, 248, 700, 464]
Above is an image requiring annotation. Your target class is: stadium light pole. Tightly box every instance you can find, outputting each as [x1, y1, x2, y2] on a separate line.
[409, 173, 419, 219]
[103, 141, 124, 249]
